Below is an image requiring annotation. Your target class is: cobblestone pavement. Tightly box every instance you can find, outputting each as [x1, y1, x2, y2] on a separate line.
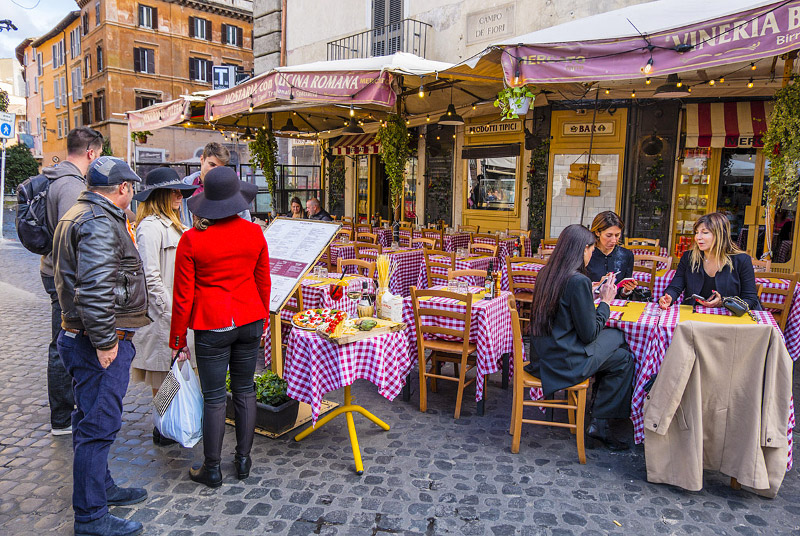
[1, 214, 799, 535]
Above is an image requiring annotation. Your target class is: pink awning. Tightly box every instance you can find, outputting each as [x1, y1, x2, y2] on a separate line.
[330, 134, 379, 156]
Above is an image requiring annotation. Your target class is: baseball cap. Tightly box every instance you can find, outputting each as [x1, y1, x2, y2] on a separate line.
[88, 156, 142, 186]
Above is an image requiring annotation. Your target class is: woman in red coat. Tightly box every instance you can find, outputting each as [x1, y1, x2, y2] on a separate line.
[170, 166, 270, 488]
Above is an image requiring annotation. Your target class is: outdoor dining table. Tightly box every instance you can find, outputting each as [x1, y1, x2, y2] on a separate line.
[757, 274, 800, 361]
[473, 235, 531, 266]
[398, 229, 471, 252]
[284, 326, 411, 474]
[401, 286, 516, 414]
[631, 268, 676, 299]
[414, 253, 494, 289]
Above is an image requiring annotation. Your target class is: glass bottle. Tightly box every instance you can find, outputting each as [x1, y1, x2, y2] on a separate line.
[484, 260, 495, 299]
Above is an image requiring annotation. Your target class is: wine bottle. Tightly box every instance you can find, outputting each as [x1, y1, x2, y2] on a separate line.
[484, 260, 495, 299]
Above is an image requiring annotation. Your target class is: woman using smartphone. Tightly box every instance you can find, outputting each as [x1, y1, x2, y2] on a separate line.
[586, 211, 637, 298]
[659, 212, 761, 310]
[526, 224, 634, 450]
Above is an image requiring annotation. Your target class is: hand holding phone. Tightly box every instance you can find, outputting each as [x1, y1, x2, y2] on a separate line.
[595, 271, 621, 293]
[690, 293, 710, 304]
[616, 277, 637, 289]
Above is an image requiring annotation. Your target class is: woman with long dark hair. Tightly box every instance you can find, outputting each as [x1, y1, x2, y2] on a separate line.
[526, 224, 634, 450]
[170, 167, 271, 488]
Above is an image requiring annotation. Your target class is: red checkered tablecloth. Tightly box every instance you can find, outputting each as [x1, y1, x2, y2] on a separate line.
[541, 244, 670, 269]
[632, 305, 794, 470]
[385, 248, 425, 296]
[372, 228, 393, 247]
[631, 269, 675, 299]
[402, 288, 516, 402]
[283, 328, 412, 424]
[757, 276, 800, 361]
[415, 255, 494, 289]
[500, 260, 544, 291]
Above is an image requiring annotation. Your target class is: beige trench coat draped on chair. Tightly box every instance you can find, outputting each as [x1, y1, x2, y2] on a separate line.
[132, 215, 195, 385]
[643, 321, 792, 498]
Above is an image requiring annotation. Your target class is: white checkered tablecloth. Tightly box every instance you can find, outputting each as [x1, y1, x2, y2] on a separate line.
[402, 288, 516, 402]
[631, 269, 675, 299]
[386, 248, 425, 296]
[632, 305, 794, 470]
[500, 260, 545, 291]
[472, 236, 523, 267]
[372, 228, 393, 247]
[415, 255, 494, 289]
[757, 276, 800, 361]
[283, 328, 412, 424]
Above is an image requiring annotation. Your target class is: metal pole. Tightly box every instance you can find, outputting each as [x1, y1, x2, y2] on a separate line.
[579, 90, 601, 226]
[0, 138, 6, 239]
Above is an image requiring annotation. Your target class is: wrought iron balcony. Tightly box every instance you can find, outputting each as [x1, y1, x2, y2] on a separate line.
[327, 19, 431, 60]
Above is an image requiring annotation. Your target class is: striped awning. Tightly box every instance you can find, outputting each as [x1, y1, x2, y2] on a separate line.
[685, 102, 773, 149]
[330, 134, 379, 156]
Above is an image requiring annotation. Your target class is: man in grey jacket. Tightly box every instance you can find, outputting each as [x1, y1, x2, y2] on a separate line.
[41, 127, 103, 436]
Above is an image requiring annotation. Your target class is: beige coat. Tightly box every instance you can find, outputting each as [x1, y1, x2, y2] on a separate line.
[132, 215, 195, 373]
[643, 321, 792, 498]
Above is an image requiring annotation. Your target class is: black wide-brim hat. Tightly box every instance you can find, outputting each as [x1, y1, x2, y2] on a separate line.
[187, 166, 257, 220]
[133, 167, 199, 202]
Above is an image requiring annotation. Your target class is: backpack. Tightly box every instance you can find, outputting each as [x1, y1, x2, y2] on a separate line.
[16, 173, 54, 255]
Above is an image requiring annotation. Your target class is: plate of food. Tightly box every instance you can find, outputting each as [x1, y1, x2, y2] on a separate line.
[291, 308, 347, 331]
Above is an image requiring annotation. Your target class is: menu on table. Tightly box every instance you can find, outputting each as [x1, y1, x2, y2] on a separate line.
[264, 217, 341, 312]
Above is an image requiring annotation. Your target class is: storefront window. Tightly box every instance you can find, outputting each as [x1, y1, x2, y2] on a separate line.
[756, 160, 796, 263]
[424, 125, 454, 226]
[717, 149, 757, 247]
[356, 156, 369, 218]
[672, 148, 712, 257]
[404, 156, 417, 222]
[466, 157, 516, 211]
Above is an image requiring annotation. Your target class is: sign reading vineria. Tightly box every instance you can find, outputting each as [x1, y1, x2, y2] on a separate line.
[205, 70, 396, 121]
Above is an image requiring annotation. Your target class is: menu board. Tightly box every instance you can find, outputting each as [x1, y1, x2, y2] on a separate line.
[264, 217, 341, 312]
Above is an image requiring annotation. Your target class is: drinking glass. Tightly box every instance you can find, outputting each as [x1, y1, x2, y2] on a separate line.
[313, 265, 321, 278]
[319, 266, 328, 279]
[329, 282, 344, 301]
[457, 280, 468, 294]
[447, 279, 458, 292]
[346, 285, 362, 302]
[391, 240, 399, 249]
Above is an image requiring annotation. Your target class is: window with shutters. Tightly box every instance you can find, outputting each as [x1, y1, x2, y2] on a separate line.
[37, 118, 41, 136]
[57, 118, 63, 139]
[52, 44, 59, 69]
[139, 5, 156, 29]
[189, 57, 212, 82]
[54, 79, 60, 109]
[74, 113, 81, 129]
[96, 46, 103, 71]
[40, 85, 44, 112]
[371, 0, 403, 57]
[82, 100, 92, 125]
[190, 17, 210, 40]
[135, 93, 161, 109]
[72, 67, 82, 101]
[83, 12, 89, 35]
[133, 47, 155, 74]
[94, 91, 105, 122]
[61, 76, 68, 107]
[84, 55, 91, 79]
[37, 52, 43, 76]
[95, 2, 101, 26]
[223, 24, 242, 47]
[70, 27, 81, 58]
[43, 123, 48, 141]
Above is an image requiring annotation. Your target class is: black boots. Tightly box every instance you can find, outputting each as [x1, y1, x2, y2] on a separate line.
[232, 391, 256, 479]
[189, 462, 222, 488]
[190, 401, 226, 488]
[586, 417, 630, 451]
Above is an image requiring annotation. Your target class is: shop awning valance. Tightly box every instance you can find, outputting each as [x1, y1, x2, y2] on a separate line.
[330, 134, 379, 156]
[461, 143, 521, 159]
[685, 101, 773, 148]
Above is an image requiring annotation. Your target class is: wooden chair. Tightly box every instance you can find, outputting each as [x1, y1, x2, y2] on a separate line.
[319, 244, 336, 272]
[410, 286, 478, 419]
[756, 271, 799, 330]
[508, 297, 588, 463]
[624, 237, 660, 248]
[341, 216, 354, 226]
[423, 249, 455, 288]
[379, 218, 391, 227]
[353, 241, 382, 260]
[412, 237, 437, 250]
[356, 224, 372, 234]
[338, 258, 376, 278]
[507, 229, 532, 256]
[336, 228, 353, 242]
[356, 232, 378, 244]
[447, 268, 488, 282]
[458, 224, 479, 233]
[756, 283, 763, 300]
[751, 257, 772, 272]
[422, 229, 445, 249]
[398, 221, 413, 232]
[506, 257, 546, 328]
[469, 242, 499, 258]
[632, 255, 672, 296]
[540, 238, 558, 249]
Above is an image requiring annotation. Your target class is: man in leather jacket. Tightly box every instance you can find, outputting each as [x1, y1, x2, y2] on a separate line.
[53, 156, 150, 536]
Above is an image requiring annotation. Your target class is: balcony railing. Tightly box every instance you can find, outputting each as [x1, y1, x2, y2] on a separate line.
[327, 19, 431, 60]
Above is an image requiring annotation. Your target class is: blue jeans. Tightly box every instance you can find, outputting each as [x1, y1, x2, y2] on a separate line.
[41, 274, 75, 428]
[57, 330, 135, 522]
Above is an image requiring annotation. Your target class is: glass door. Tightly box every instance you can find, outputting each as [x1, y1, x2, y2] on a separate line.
[356, 156, 370, 221]
[716, 148, 757, 251]
[749, 156, 799, 271]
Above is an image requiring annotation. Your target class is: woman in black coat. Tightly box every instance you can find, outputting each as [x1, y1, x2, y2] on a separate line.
[659, 212, 761, 310]
[525, 224, 635, 450]
[586, 211, 637, 298]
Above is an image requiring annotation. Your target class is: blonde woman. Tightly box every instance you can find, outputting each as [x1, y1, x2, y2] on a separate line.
[131, 168, 199, 446]
[659, 212, 761, 310]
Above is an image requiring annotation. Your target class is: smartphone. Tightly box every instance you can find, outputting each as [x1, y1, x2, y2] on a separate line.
[690, 293, 710, 303]
[616, 277, 637, 289]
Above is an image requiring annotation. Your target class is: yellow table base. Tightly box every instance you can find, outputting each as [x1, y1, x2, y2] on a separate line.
[294, 385, 390, 474]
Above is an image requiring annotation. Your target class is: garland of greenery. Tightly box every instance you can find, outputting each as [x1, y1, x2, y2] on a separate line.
[375, 114, 411, 220]
[763, 76, 800, 257]
[327, 155, 345, 215]
[101, 137, 113, 156]
[526, 138, 549, 243]
[249, 128, 279, 207]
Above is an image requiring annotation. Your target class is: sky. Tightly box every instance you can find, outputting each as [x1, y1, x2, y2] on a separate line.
[0, 0, 76, 60]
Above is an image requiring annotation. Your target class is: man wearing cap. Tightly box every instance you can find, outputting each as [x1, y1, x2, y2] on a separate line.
[53, 156, 150, 536]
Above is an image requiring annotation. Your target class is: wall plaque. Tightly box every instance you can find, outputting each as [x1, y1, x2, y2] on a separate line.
[466, 3, 515, 45]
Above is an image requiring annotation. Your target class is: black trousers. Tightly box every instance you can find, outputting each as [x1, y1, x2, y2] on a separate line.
[42, 274, 75, 429]
[582, 329, 634, 420]
[194, 320, 264, 404]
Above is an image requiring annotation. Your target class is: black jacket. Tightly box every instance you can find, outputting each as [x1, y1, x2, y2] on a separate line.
[530, 273, 611, 396]
[587, 245, 634, 299]
[53, 191, 150, 349]
[309, 208, 333, 221]
[665, 251, 762, 310]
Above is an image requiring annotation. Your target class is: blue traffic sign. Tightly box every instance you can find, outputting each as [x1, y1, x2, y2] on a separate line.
[0, 111, 15, 139]
[0, 124, 10, 137]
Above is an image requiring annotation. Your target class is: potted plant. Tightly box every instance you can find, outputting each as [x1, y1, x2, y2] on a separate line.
[494, 85, 536, 120]
[131, 130, 152, 144]
[225, 370, 300, 434]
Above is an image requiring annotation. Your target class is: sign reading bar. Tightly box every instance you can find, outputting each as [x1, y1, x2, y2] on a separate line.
[562, 121, 614, 136]
[263, 218, 341, 312]
[466, 3, 515, 45]
[468, 121, 521, 136]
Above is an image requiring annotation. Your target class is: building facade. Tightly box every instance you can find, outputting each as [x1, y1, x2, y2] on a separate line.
[19, 0, 254, 167]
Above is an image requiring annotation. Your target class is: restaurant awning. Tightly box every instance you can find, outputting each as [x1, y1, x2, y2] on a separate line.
[444, 0, 800, 85]
[330, 134, 379, 156]
[126, 98, 193, 131]
[685, 101, 773, 148]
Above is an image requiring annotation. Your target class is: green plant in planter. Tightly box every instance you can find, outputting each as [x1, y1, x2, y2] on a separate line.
[249, 128, 279, 211]
[226, 370, 290, 406]
[494, 85, 536, 120]
[130, 130, 153, 144]
[763, 76, 800, 258]
[375, 114, 411, 221]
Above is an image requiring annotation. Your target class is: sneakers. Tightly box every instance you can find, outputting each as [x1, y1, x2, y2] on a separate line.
[74, 513, 143, 536]
[106, 485, 148, 506]
[51, 425, 73, 436]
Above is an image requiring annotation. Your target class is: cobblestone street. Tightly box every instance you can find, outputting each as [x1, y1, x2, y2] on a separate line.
[1, 212, 799, 535]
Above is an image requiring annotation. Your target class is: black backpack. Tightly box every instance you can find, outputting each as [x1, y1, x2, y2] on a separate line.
[16, 173, 54, 255]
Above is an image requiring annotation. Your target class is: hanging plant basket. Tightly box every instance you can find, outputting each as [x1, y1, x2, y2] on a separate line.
[494, 85, 536, 121]
[131, 131, 152, 144]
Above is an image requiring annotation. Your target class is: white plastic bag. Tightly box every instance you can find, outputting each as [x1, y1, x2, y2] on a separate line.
[152, 360, 204, 448]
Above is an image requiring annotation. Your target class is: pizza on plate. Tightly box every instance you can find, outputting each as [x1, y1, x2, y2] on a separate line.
[291, 308, 347, 330]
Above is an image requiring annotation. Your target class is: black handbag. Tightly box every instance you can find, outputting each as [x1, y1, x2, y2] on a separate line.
[722, 295, 749, 317]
